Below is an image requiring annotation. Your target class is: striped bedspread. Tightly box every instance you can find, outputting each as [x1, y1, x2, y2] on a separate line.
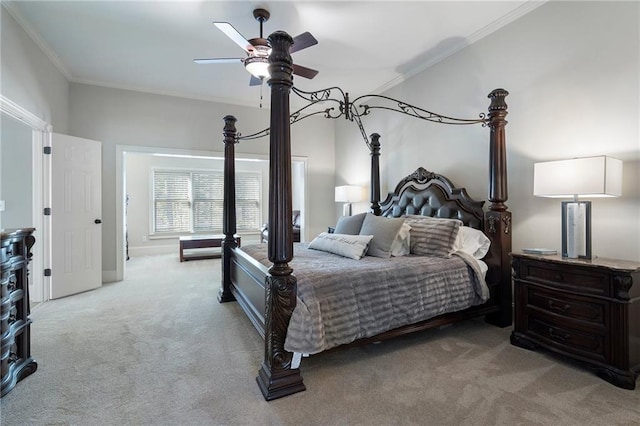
[240, 244, 489, 355]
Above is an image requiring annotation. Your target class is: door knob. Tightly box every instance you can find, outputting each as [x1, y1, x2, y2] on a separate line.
[95, 219, 102, 224]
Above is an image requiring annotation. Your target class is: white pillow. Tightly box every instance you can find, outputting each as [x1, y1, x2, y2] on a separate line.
[453, 226, 491, 259]
[308, 233, 374, 260]
[390, 223, 411, 257]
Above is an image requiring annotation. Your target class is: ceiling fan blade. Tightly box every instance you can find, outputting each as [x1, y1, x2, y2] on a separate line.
[292, 63, 319, 80]
[290, 32, 318, 54]
[249, 75, 263, 86]
[214, 22, 252, 53]
[194, 58, 243, 64]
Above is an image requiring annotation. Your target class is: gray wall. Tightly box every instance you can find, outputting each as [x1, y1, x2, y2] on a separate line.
[0, 112, 32, 229]
[69, 83, 335, 276]
[1, 6, 69, 132]
[335, 1, 640, 261]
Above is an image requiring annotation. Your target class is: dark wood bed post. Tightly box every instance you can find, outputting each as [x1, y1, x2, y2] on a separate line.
[369, 133, 382, 215]
[219, 115, 239, 303]
[256, 30, 306, 401]
[484, 88, 512, 327]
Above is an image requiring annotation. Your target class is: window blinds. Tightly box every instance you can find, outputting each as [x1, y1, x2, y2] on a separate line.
[153, 170, 260, 234]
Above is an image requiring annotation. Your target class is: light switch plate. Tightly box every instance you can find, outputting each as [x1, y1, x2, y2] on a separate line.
[0, 200, 5, 212]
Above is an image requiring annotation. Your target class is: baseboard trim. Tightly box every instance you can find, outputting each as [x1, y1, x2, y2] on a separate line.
[128, 244, 176, 257]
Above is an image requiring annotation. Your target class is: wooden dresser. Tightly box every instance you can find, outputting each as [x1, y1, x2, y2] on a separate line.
[511, 253, 640, 389]
[1, 228, 38, 397]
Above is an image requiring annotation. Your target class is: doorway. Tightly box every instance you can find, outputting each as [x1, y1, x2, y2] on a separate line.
[0, 95, 51, 303]
[115, 145, 307, 280]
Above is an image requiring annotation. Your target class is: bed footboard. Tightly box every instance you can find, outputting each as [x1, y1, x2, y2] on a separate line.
[228, 247, 268, 337]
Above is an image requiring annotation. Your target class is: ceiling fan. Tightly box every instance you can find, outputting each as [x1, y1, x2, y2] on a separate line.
[194, 8, 319, 86]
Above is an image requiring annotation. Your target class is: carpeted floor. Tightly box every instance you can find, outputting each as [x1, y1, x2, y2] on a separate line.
[1, 254, 639, 425]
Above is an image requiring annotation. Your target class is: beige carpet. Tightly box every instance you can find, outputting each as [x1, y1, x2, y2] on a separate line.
[1, 254, 639, 425]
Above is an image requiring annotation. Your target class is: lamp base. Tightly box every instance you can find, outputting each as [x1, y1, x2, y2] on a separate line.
[342, 203, 352, 217]
[561, 201, 591, 259]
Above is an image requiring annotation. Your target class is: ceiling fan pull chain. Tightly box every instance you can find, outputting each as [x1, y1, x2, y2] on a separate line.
[260, 82, 263, 108]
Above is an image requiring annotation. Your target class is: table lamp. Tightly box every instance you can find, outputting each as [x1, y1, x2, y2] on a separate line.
[533, 156, 622, 259]
[335, 185, 363, 216]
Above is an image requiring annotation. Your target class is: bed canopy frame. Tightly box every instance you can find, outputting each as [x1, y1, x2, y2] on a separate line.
[218, 31, 510, 400]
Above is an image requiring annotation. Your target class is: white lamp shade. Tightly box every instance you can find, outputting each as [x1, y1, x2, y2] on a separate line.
[533, 156, 623, 198]
[335, 185, 363, 203]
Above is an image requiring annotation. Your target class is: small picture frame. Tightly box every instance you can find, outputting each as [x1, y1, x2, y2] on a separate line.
[561, 201, 591, 259]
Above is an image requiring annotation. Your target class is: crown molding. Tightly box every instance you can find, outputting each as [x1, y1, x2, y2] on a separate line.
[373, 0, 547, 95]
[70, 77, 268, 110]
[2, 1, 73, 81]
[0, 94, 50, 131]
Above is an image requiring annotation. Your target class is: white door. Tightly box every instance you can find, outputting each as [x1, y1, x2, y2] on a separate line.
[51, 133, 102, 299]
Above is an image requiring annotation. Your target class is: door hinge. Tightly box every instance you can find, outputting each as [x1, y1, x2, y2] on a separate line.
[44, 207, 51, 216]
[44, 268, 52, 277]
[43, 146, 52, 155]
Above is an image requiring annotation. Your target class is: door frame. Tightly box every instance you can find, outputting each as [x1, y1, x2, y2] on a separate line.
[115, 145, 308, 281]
[1, 95, 52, 302]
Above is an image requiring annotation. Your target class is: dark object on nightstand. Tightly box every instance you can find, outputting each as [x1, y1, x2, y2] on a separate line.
[260, 210, 301, 243]
[1, 228, 38, 397]
[511, 253, 640, 389]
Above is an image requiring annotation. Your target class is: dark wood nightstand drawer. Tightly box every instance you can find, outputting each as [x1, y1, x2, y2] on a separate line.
[527, 286, 605, 326]
[522, 261, 610, 297]
[512, 253, 640, 389]
[527, 315, 606, 362]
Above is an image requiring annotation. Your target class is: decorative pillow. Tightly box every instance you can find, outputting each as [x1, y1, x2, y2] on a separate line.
[390, 223, 411, 257]
[308, 232, 373, 260]
[454, 226, 491, 259]
[359, 213, 406, 258]
[334, 212, 367, 235]
[403, 215, 462, 258]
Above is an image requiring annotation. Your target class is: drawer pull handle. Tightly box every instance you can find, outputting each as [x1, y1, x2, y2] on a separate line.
[8, 275, 17, 292]
[548, 300, 571, 313]
[548, 328, 570, 342]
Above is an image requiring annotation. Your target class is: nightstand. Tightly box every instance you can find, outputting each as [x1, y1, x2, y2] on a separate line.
[511, 253, 640, 389]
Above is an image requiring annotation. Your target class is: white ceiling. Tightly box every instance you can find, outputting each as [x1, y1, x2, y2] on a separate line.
[5, 1, 542, 109]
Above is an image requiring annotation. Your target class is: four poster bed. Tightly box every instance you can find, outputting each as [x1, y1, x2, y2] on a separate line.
[218, 31, 511, 400]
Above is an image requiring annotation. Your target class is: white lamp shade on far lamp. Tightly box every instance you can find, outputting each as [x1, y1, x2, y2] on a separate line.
[533, 156, 623, 198]
[335, 185, 364, 216]
[533, 155, 623, 260]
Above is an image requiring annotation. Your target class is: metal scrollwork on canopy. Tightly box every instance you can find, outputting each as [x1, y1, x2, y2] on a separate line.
[237, 84, 489, 148]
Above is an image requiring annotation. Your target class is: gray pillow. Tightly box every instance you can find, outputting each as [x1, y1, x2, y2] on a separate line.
[403, 215, 462, 258]
[334, 212, 367, 235]
[359, 213, 406, 258]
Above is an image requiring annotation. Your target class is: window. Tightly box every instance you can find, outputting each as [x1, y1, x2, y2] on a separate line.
[152, 169, 260, 234]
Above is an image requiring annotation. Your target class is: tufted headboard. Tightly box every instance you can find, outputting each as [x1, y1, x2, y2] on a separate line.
[379, 167, 485, 231]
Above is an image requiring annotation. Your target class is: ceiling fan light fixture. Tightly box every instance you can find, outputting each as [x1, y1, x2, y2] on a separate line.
[244, 56, 270, 78]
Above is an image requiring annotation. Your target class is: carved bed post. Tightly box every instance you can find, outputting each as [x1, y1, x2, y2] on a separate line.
[369, 133, 382, 216]
[219, 115, 238, 303]
[484, 88, 512, 327]
[256, 30, 306, 401]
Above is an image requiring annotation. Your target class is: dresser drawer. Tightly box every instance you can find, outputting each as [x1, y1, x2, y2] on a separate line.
[0, 339, 19, 382]
[1, 272, 18, 299]
[527, 315, 607, 362]
[0, 301, 18, 335]
[527, 286, 606, 327]
[521, 261, 610, 297]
